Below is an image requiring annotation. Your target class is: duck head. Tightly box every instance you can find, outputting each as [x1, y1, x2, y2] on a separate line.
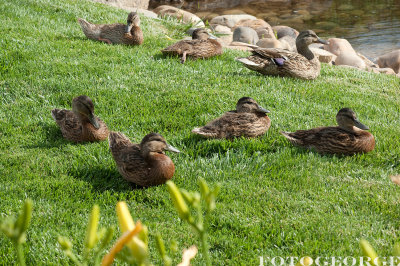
[125, 12, 140, 33]
[71, 95, 100, 129]
[296, 30, 328, 47]
[192, 28, 211, 40]
[336, 108, 369, 131]
[140, 133, 180, 159]
[236, 97, 270, 114]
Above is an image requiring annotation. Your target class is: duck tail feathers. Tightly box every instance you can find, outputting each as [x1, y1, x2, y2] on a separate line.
[77, 18, 99, 39]
[191, 127, 218, 138]
[235, 57, 260, 67]
[108, 131, 132, 151]
[280, 131, 301, 145]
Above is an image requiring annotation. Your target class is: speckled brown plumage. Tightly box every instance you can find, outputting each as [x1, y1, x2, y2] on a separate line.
[281, 108, 375, 155]
[161, 28, 222, 63]
[78, 12, 143, 45]
[236, 30, 328, 80]
[51, 96, 109, 142]
[192, 97, 271, 139]
[108, 132, 180, 187]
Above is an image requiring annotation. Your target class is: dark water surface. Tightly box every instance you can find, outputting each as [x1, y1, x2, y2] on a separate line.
[185, 0, 400, 59]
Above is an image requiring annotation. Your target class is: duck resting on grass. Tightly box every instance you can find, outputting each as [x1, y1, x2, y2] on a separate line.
[192, 97, 271, 139]
[161, 28, 223, 63]
[281, 108, 375, 155]
[108, 132, 180, 187]
[77, 12, 143, 45]
[236, 30, 328, 80]
[51, 95, 109, 142]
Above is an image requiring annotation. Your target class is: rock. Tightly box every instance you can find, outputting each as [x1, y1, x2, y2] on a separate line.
[136, 8, 157, 18]
[257, 38, 285, 49]
[357, 52, 377, 68]
[255, 27, 275, 40]
[323, 38, 356, 56]
[233, 19, 274, 39]
[279, 35, 296, 52]
[211, 24, 232, 34]
[216, 34, 233, 47]
[222, 9, 247, 15]
[93, 0, 149, 9]
[232, 26, 259, 44]
[372, 67, 396, 75]
[234, 19, 271, 30]
[310, 48, 336, 64]
[272, 25, 299, 39]
[376, 50, 400, 73]
[210, 14, 257, 28]
[154, 5, 205, 27]
[335, 53, 366, 69]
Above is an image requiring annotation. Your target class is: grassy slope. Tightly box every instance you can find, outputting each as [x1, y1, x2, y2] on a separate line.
[1, 0, 400, 264]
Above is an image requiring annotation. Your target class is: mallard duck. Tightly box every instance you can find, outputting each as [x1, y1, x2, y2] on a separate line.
[77, 12, 143, 45]
[161, 28, 223, 63]
[236, 30, 328, 80]
[281, 108, 375, 155]
[51, 95, 109, 142]
[108, 132, 180, 187]
[192, 97, 271, 139]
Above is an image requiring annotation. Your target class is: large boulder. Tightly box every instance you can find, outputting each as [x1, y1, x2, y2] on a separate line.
[376, 50, 400, 73]
[310, 48, 336, 64]
[234, 19, 274, 39]
[324, 38, 366, 69]
[272, 25, 299, 39]
[257, 38, 290, 50]
[335, 53, 366, 69]
[232, 26, 259, 45]
[323, 38, 355, 56]
[210, 14, 257, 28]
[154, 5, 205, 27]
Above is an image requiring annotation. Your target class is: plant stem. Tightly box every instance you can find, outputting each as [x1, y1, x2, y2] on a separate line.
[199, 230, 211, 266]
[14, 243, 26, 266]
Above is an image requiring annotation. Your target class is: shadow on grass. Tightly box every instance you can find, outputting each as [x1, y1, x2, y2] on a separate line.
[181, 134, 283, 158]
[23, 122, 69, 149]
[68, 165, 144, 193]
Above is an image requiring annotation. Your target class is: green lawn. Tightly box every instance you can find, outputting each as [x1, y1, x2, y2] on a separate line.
[1, 0, 400, 264]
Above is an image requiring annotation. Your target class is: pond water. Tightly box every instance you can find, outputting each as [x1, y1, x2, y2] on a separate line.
[179, 0, 400, 59]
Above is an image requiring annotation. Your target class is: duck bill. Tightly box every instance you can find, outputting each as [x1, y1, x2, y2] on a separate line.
[258, 106, 270, 114]
[88, 113, 100, 129]
[317, 37, 329, 45]
[354, 119, 369, 130]
[166, 144, 180, 153]
[125, 23, 133, 34]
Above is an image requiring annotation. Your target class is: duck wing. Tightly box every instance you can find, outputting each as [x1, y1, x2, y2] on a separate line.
[51, 109, 83, 141]
[108, 131, 149, 183]
[193, 112, 269, 139]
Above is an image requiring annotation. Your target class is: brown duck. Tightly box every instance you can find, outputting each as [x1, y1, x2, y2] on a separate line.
[236, 30, 328, 80]
[281, 108, 375, 155]
[192, 97, 271, 139]
[161, 28, 223, 63]
[51, 95, 109, 142]
[108, 132, 180, 187]
[77, 12, 143, 45]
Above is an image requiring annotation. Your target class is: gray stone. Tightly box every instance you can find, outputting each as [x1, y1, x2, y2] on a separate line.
[154, 5, 205, 27]
[310, 48, 336, 64]
[210, 14, 257, 28]
[232, 26, 259, 45]
[272, 25, 298, 39]
[376, 50, 400, 74]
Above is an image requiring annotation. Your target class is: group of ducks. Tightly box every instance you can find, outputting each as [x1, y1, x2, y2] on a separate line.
[51, 95, 375, 187]
[64, 12, 376, 187]
[78, 12, 328, 80]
